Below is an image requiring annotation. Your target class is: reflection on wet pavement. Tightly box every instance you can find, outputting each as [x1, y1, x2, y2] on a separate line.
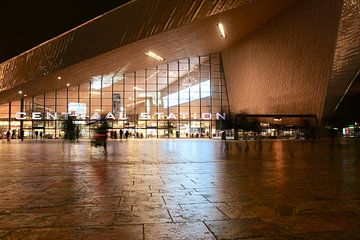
[0, 139, 360, 239]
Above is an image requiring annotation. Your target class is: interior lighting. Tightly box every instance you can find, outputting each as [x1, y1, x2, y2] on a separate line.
[126, 100, 145, 107]
[57, 76, 62, 80]
[163, 80, 211, 108]
[66, 83, 70, 87]
[145, 71, 159, 81]
[217, 22, 226, 38]
[133, 86, 143, 91]
[24, 94, 27, 97]
[145, 51, 164, 61]
[18, 90, 22, 94]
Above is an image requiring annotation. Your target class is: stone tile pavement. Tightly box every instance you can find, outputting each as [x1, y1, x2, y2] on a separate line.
[0, 139, 360, 239]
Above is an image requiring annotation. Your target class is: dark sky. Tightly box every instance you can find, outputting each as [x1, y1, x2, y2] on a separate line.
[0, 0, 131, 63]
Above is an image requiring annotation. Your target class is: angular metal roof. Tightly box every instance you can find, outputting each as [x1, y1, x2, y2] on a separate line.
[322, 0, 360, 122]
[0, 0, 299, 104]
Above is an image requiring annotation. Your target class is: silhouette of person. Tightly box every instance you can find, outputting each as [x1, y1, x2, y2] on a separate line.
[76, 126, 80, 142]
[6, 131, 11, 141]
[20, 129, 24, 141]
[119, 129, 123, 140]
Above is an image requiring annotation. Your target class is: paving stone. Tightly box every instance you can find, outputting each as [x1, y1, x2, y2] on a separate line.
[0, 229, 11, 239]
[264, 211, 360, 234]
[246, 230, 360, 239]
[205, 218, 288, 239]
[3, 226, 144, 240]
[144, 222, 216, 240]
[163, 194, 209, 205]
[0, 213, 59, 228]
[0, 139, 360, 238]
[169, 204, 229, 222]
[53, 212, 115, 227]
[114, 209, 172, 224]
[217, 201, 278, 219]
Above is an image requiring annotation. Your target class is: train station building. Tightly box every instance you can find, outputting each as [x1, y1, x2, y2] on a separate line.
[0, 0, 359, 139]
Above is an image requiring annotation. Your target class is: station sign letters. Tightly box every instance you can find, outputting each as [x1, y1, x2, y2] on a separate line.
[15, 112, 226, 121]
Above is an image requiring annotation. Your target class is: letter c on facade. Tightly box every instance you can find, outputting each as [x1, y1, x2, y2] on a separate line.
[16, 112, 26, 120]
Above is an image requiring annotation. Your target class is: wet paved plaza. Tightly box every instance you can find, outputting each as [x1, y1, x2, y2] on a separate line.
[0, 139, 360, 239]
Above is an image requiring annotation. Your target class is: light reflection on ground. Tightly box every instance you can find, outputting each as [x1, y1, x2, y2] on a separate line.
[0, 139, 360, 239]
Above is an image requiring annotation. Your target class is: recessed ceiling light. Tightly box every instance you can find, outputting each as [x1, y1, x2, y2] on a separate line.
[217, 22, 226, 38]
[58, 76, 62, 80]
[18, 90, 23, 94]
[145, 51, 164, 61]
[24, 94, 27, 97]
[66, 83, 70, 87]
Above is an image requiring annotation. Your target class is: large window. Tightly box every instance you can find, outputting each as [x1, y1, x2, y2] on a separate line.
[0, 53, 230, 139]
[163, 80, 211, 108]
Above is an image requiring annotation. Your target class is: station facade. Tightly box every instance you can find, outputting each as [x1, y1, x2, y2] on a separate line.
[0, 0, 358, 139]
[0, 54, 230, 139]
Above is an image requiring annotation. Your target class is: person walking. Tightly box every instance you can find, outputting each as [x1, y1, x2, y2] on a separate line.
[20, 129, 24, 141]
[125, 130, 129, 140]
[35, 131, 39, 139]
[76, 126, 80, 142]
[6, 130, 11, 142]
[114, 131, 117, 139]
[119, 129, 123, 140]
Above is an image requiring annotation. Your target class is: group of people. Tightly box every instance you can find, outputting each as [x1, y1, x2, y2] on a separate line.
[109, 129, 131, 140]
[4, 129, 25, 141]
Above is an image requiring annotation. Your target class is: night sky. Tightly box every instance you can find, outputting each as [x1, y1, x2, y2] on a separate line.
[0, 0, 131, 63]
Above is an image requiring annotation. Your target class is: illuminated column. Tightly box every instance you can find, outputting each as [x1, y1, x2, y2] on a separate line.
[20, 97, 24, 138]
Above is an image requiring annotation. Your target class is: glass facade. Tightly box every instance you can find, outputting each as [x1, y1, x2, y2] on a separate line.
[0, 53, 230, 139]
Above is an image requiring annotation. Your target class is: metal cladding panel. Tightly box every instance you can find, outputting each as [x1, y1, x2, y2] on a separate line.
[323, 0, 360, 122]
[221, 0, 343, 122]
[0, 0, 254, 94]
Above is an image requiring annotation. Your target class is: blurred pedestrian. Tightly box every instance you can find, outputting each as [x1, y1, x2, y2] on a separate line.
[6, 130, 11, 141]
[20, 129, 24, 141]
[76, 126, 80, 142]
[119, 129, 123, 140]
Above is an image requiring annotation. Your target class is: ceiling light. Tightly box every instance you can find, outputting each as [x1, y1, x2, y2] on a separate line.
[18, 90, 23, 94]
[66, 83, 70, 87]
[217, 22, 226, 38]
[24, 94, 27, 97]
[57, 76, 62, 80]
[145, 51, 164, 61]
[133, 86, 143, 91]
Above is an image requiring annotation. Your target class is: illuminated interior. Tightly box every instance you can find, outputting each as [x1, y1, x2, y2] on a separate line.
[0, 53, 229, 139]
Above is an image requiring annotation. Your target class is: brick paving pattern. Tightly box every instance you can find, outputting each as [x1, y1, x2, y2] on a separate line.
[0, 139, 360, 239]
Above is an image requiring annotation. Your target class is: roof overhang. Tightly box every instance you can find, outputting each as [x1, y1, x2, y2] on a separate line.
[0, 0, 299, 104]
